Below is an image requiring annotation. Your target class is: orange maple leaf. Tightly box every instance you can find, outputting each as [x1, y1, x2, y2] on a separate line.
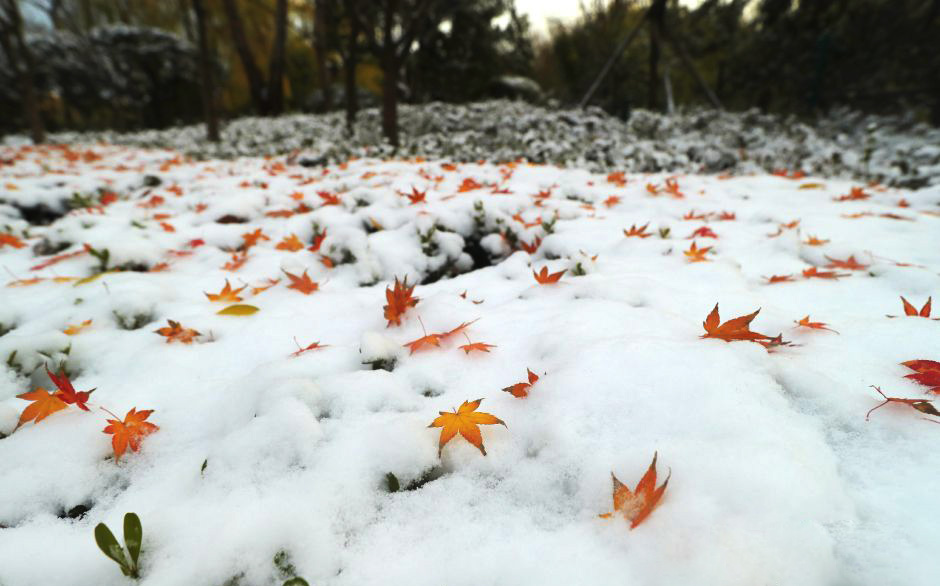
[834, 187, 870, 202]
[16, 388, 68, 427]
[102, 407, 159, 461]
[900, 296, 932, 317]
[866, 386, 940, 421]
[283, 269, 319, 294]
[63, 318, 93, 335]
[439, 319, 479, 341]
[683, 240, 711, 262]
[276, 233, 305, 252]
[503, 368, 539, 398]
[599, 452, 671, 529]
[291, 338, 329, 357]
[624, 223, 652, 238]
[824, 255, 868, 271]
[204, 279, 246, 302]
[519, 237, 542, 254]
[154, 319, 201, 343]
[803, 235, 829, 246]
[0, 232, 26, 248]
[404, 186, 427, 204]
[222, 252, 248, 271]
[794, 315, 838, 333]
[701, 304, 770, 343]
[603, 195, 621, 207]
[802, 267, 848, 280]
[428, 399, 506, 456]
[764, 274, 795, 284]
[240, 228, 269, 250]
[458, 178, 483, 192]
[533, 266, 565, 284]
[607, 171, 627, 187]
[317, 191, 341, 205]
[901, 360, 940, 394]
[458, 333, 496, 354]
[384, 276, 419, 327]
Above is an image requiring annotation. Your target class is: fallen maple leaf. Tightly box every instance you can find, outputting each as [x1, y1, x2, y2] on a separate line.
[533, 266, 565, 284]
[154, 319, 201, 343]
[102, 407, 159, 461]
[599, 452, 670, 529]
[683, 240, 711, 262]
[222, 251, 248, 271]
[276, 233, 305, 252]
[240, 228, 269, 250]
[900, 296, 932, 318]
[384, 276, 419, 327]
[519, 237, 542, 254]
[317, 191, 341, 205]
[803, 235, 829, 246]
[866, 386, 940, 421]
[901, 360, 940, 394]
[458, 333, 496, 354]
[458, 178, 483, 192]
[63, 318, 93, 335]
[291, 338, 329, 357]
[204, 279, 246, 302]
[308, 229, 327, 252]
[0, 232, 27, 248]
[764, 274, 795, 284]
[16, 388, 68, 427]
[503, 368, 539, 398]
[603, 195, 621, 207]
[687, 226, 718, 239]
[835, 187, 870, 202]
[283, 269, 319, 294]
[824, 255, 869, 271]
[624, 223, 652, 238]
[802, 267, 848, 280]
[794, 315, 838, 333]
[428, 399, 505, 456]
[701, 304, 770, 343]
[439, 319, 479, 341]
[46, 367, 94, 411]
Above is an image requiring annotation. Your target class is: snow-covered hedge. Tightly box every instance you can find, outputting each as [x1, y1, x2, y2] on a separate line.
[20, 101, 940, 188]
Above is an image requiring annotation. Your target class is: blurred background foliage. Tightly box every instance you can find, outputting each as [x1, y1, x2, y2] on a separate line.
[0, 0, 937, 139]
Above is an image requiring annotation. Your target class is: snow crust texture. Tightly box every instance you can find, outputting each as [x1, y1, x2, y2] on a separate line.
[1, 144, 939, 586]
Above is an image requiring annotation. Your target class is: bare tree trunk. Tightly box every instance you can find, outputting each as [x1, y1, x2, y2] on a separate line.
[222, 0, 268, 114]
[192, 0, 219, 141]
[647, 0, 666, 110]
[314, 0, 333, 111]
[344, 0, 360, 133]
[267, 0, 288, 114]
[1, 0, 45, 143]
[381, 0, 399, 148]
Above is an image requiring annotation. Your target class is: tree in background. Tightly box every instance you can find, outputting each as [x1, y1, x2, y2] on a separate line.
[221, 0, 288, 115]
[0, 0, 45, 143]
[192, 0, 219, 141]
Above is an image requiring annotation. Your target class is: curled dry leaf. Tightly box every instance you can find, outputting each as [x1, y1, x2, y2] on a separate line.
[503, 368, 539, 398]
[901, 360, 940, 394]
[866, 386, 940, 421]
[599, 452, 671, 529]
[428, 399, 506, 456]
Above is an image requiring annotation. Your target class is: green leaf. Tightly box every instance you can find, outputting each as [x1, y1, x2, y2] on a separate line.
[217, 304, 260, 316]
[94, 522, 130, 575]
[123, 513, 142, 567]
[386, 472, 400, 493]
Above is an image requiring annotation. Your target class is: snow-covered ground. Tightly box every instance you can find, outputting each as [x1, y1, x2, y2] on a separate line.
[21, 102, 940, 189]
[1, 144, 939, 586]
